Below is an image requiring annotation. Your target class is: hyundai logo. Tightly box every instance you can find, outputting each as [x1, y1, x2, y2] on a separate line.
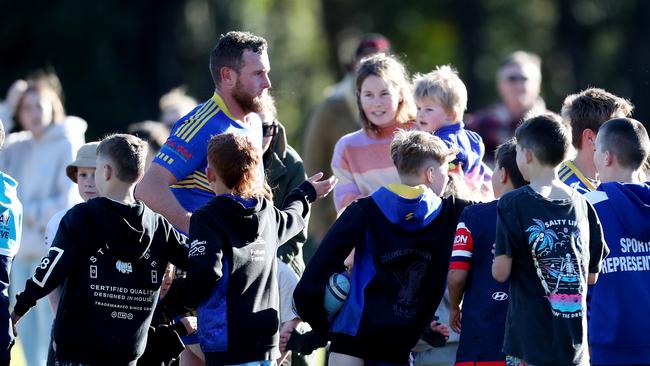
[492, 292, 508, 301]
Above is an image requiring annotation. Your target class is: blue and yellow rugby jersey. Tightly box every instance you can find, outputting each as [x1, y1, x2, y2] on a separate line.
[559, 160, 598, 195]
[153, 93, 263, 214]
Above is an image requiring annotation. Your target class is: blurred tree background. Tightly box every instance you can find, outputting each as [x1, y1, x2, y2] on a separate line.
[1, 0, 649, 145]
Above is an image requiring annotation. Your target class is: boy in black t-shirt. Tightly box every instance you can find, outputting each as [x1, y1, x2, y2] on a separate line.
[492, 114, 608, 366]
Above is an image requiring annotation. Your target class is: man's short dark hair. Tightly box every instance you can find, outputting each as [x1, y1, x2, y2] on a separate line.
[97, 134, 148, 183]
[515, 114, 570, 167]
[561, 88, 634, 149]
[599, 118, 650, 170]
[209, 31, 268, 86]
[495, 139, 527, 188]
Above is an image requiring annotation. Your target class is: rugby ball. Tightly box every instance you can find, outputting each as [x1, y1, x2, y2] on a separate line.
[324, 272, 351, 316]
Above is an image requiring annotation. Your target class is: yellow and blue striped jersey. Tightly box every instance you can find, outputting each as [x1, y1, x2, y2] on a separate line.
[559, 160, 598, 195]
[154, 93, 263, 213]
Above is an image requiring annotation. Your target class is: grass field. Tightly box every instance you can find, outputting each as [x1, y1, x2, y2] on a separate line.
[11, 340, 26, 366]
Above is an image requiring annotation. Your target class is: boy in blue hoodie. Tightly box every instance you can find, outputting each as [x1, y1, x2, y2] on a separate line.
[294, 129, 470, 366]
[0, 122, 21, 366]
[586, 117, 650, 366]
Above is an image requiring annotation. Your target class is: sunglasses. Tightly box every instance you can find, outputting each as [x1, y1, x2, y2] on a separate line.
[504, 75, 529, 83]
[262, 122, 278, 137]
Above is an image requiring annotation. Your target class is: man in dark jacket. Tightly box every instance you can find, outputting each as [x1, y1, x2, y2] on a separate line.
[261, 97, 309, 275]
[260, 96, 313, 365]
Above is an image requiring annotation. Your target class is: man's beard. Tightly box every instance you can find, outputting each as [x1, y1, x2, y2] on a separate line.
[233, 80, 265, 114]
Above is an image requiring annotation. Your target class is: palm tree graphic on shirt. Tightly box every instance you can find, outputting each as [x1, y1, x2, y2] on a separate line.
[526, 218, 583, 314]
[526, 219, 559, 252]
[526, 219, 559, 294]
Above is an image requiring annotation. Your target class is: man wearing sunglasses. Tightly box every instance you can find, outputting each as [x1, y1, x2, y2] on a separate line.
[258, 96, 314, 366]
[260, 96, 308, 276]
[466, 51, 549, 165]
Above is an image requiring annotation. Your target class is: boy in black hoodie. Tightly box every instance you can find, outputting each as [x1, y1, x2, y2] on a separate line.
[163, 133, 335, 366]
[294, 129, 470, 366]
[11, 134, 189, 366]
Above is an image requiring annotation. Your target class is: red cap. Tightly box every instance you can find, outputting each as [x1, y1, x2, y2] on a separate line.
[355, 33, 391, 59]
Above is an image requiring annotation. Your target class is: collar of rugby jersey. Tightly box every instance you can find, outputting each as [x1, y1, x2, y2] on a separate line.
[211, 92, 236, 121]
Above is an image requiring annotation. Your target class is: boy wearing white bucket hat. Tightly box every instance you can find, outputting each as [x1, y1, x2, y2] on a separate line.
[44, 141, 100, 312]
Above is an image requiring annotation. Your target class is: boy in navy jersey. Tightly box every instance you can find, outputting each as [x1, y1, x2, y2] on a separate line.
[492, 114, 608, 366]
[586, 118, 650, 366]
[448, 139, 527, 366]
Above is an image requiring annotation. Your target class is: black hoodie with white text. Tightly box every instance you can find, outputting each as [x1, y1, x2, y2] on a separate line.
[13, 197, 188, 366]
[164, 181, 316, 365]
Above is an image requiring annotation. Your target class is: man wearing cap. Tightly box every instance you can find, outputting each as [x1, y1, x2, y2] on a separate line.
[301, 33, 391, 252]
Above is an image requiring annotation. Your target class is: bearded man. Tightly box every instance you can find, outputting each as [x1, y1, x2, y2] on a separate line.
[136, 31, 272, 234]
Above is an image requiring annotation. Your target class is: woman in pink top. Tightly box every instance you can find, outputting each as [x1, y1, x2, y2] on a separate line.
[331, 54, 416, 213]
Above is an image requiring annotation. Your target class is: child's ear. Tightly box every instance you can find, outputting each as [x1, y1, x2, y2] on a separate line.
[447, 109, 458, 122]
[425, 166, 435, 184]
[524, 147, 534, 164]
[583, 129, 597, 149]
[104, 164, 112, 181]
[604, 150, 614, 167]
[499, 167, 508, 184]
[206, 166, 217, 183]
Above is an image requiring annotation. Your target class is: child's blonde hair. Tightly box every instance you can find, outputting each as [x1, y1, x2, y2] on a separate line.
[413, 65, 467, 122]
[355, 54, 415, 134]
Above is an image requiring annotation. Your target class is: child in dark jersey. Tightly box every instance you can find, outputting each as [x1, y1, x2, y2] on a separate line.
[448, 139, 527, 366]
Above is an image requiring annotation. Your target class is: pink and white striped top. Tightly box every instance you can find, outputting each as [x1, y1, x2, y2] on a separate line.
[331, 125, 403, 213]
